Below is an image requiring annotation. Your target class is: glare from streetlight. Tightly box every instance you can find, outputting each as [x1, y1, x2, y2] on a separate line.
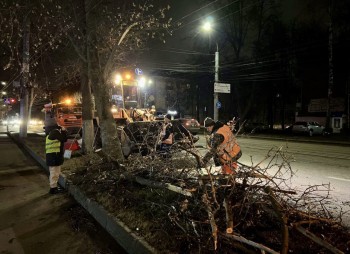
[1, 81, 6, 86]
[1, 91, 6, 95]
[139, 77, 146, 87]
[65, 98, 72, 105]
[115, 74, 122, 85]
[138, 77, 153, 87]
[202, 20, 213, 33]
[125, 73, 132, 80]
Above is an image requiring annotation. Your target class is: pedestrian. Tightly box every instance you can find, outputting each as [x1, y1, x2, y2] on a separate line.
[46, 123, 68, 194]
[201, 117, 242, 174]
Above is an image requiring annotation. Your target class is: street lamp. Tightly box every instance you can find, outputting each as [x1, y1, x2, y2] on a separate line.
[201, 19, 219, 121]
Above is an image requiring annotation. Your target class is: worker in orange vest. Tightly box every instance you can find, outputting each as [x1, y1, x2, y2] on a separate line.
[201, 117, 242, 174]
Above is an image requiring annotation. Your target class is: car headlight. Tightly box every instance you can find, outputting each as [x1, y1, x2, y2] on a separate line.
[29, 119, 43, 125]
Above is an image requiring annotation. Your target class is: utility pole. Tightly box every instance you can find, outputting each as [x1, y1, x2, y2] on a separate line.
[214, 44, 219, 121]
[326, 0, 334, 130]
[347, 79, 349, 129]
[19, 14, 30, 138]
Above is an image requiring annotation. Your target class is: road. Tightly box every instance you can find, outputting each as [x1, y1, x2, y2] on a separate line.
[195, 134, 350, 225]
[0, 131, 126, 254]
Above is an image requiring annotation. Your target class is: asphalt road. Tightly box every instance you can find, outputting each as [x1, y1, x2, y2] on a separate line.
[0, 132, 125, 254]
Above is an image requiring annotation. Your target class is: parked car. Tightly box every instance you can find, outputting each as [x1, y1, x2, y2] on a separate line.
[179, 118, 201, 135]
[243, 122, 269, 133]
[291, 121, 325, 136]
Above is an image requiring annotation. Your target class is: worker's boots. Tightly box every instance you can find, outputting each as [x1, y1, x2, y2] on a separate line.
[49, 186, 64, 194]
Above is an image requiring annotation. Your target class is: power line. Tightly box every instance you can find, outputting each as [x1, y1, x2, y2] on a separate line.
[144, 48, 213, 56]
[175, 0, 241, 31]
[173, 0, 218, 23]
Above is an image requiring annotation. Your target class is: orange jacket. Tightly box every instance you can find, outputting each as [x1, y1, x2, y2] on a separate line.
[215, 125, 241, 164]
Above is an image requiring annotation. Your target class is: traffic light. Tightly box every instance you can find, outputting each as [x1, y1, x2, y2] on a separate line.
[3, 98, 16, 104]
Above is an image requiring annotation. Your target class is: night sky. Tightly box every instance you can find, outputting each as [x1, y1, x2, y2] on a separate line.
[137, 0, 349, 124]
[1, 0, 349, 125]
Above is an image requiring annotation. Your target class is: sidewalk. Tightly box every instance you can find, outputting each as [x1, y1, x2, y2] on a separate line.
[0, 133, 125, 254]
[7, 132, 156, 254]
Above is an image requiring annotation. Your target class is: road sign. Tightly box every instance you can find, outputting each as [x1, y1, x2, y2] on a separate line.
[135, 68, 143, 75]
[214, 82, 231, 93]
[216, 101, 222, 109]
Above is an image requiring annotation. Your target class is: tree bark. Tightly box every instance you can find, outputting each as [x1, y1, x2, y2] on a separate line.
[80, 60, 94, 154]
[84, 0, 124, 162]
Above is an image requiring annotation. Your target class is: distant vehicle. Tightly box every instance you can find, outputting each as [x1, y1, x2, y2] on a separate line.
[0, 117, 21, 126]
[291, 121, 325, 136]
[179, 118, 201, 135]
[243, 122, 268, 133]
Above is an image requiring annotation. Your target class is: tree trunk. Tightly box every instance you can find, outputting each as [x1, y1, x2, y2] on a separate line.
[80, 60, 94, 154]
[84, 0, 124, 162]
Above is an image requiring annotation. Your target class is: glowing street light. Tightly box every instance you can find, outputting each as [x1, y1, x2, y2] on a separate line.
[64, 98, 72, 105]
[125, 73, 132, 80]
[115, 74, 122, 85]
[138, 77, 146, 88]
[138, 77, 153, 87]
[202, 21, 213, 32]
[137, 77, 153, 108]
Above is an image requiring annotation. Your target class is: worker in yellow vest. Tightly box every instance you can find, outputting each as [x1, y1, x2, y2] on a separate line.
[201, 117, 242, 174]
[46, 124, 68, 194]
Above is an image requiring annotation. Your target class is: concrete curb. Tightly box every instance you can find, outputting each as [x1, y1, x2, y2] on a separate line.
[8, 132, 157, 254]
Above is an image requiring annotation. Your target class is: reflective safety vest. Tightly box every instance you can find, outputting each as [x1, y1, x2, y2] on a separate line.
[215, 125, 241, 165]
[46, 135, 60, 154]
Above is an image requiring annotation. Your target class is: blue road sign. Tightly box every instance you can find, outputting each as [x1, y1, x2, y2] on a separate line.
[135, 68, 143, 75]
[216, 101, 222, 109]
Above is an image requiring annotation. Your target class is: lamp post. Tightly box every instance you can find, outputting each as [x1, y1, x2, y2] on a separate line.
[202, 19, 219, 121]
[214, 44, 219, 121]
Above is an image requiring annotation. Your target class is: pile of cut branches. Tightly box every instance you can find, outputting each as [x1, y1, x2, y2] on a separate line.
[69, 131, 350, 253]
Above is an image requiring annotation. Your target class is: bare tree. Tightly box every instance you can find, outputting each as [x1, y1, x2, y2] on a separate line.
[0, 0, 71, 135]
[81, 0, 173, 162]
